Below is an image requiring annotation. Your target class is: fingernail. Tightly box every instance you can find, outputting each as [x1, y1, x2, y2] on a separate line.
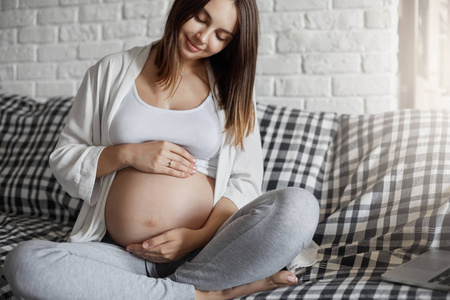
[143, 242, 148, 249]
[193, 158, 197, 163]
[287, 275, 297, 283]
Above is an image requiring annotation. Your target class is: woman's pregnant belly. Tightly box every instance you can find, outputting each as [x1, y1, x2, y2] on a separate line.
[105, 167, 215, 247]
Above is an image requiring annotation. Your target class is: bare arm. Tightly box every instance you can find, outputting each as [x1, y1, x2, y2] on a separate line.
[96, 144, 130, 178]
[194, 197, 238, 247]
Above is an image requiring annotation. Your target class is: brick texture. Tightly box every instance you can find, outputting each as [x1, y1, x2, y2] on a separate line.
[0, 0, 399, 113]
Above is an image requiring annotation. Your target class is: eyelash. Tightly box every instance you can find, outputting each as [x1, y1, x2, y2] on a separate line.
[194, 15, 226, 42]
[194, 15, 205, 23]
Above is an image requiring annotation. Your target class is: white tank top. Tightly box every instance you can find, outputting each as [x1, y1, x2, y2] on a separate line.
[109, 83, 221, 178]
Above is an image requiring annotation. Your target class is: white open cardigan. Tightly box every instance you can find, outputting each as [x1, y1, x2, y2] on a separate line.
[49, 43, 264, 243]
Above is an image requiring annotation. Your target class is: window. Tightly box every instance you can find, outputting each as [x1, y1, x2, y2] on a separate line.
[398, 0, 450, 109]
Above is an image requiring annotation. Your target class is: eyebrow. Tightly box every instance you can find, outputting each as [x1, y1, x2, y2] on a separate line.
[201, 8, 235, 37]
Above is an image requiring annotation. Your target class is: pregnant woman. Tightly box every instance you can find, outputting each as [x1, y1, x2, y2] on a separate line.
[4, 0, 319, 299]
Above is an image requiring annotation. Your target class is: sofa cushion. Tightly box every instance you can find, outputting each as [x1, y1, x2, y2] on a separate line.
[257, 103, 339, 198]
[0, 94, 81, 223]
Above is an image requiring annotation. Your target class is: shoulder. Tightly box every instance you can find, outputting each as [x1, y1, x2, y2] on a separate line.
[88, 44, 151, 77]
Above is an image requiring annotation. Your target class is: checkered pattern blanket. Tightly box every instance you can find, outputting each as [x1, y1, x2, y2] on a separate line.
[1, 94, 450, 299]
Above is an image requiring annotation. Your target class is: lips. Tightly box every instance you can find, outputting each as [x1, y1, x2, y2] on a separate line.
[186, 36, 202, 52]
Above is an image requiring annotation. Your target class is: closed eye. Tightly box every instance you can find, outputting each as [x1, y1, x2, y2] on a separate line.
[195, 15, 206, 23]
[216, 34, 225, 41]
[194, 11, 231, 42]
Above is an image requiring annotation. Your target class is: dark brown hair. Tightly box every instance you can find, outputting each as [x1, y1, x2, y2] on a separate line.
[155, 0, 259, 149]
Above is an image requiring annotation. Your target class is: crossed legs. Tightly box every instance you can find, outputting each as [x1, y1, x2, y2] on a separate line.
[4, 187, 319, 299]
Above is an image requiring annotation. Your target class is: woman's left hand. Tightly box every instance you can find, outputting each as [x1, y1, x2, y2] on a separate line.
[125, 227, 203, 263]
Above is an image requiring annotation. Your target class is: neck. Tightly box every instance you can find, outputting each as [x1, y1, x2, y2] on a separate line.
[181, 58, 205, 75]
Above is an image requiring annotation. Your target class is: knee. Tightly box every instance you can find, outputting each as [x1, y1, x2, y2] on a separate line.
[273, 187, 320, 239]
[275, 187, 319, 217]
[4, 240, 54, 298]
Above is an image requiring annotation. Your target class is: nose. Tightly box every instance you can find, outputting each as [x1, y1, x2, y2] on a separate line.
[195, 30, 209, 45]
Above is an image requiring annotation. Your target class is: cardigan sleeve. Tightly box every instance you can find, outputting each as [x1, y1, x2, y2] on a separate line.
[49, 64, 106, 205]
[221, 109, 264, 209]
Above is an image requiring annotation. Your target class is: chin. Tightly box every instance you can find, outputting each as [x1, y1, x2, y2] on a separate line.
[180, 49, 208, 62]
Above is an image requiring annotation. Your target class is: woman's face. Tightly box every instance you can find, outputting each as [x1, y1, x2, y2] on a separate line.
[178, 0, 238, 63]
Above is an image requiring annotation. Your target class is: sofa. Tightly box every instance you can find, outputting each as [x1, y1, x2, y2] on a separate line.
[1, 92, 450, 299]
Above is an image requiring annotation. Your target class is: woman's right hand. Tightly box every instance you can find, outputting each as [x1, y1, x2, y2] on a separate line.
[126, 140, 197, 178]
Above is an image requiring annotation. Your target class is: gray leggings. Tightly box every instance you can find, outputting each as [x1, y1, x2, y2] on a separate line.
[4, 187, 319, 300]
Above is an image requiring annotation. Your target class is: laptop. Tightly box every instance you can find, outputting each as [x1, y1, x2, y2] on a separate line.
[381, 249, 450, 292]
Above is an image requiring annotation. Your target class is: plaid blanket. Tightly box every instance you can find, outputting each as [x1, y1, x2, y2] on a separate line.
[1, 94, 450, 299]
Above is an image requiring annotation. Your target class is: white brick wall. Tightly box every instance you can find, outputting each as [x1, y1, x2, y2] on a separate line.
[0, 0, 399, 114]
